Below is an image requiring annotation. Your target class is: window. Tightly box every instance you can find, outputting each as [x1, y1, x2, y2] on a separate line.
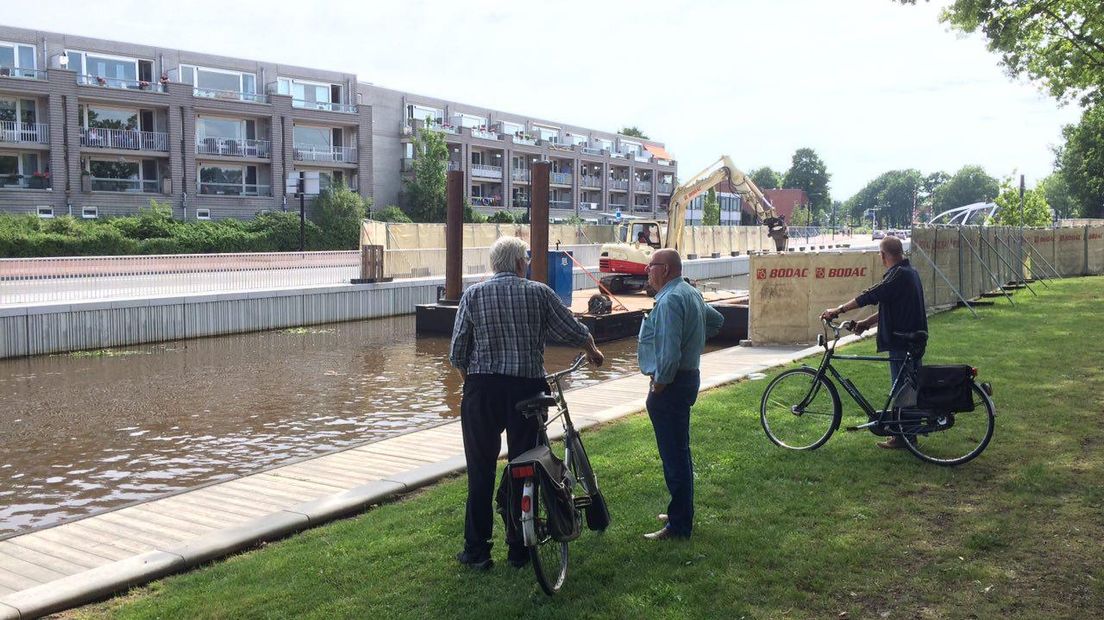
[293, 125, 332, 148]
[82, 206, 98, 219]
[196, 208, 211, 220]
[620, 140, 642, 155]
[407, 104, 443, 125]
[0, 97, 38, 125]
[199, 164, 261, 195]
[37, 206, 53, 218]
[68, 50, 151, 87]
[0, 152, 44, 187]
[0, 41, 36, 77]
[279, 77, 341, 109]
[570, 134, 588, 146]
[500, 121, 524, 135]
[180, 65, 257, 98]
[80, 105, 140, 130]
[86, 157, 158, 192]
[534, 125, 559, 143]
[453, 113, 486, 129]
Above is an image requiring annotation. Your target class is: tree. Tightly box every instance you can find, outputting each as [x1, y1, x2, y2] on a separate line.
[782, 148, 831, 219]
[931, 165, 1000, 215]
[749, 166, 783, 190]
[403, 128, 449, 222]
[900, 0, 1104, 107]
[486, 210, 516, 224]
[311, 185, 369, 249]
[790, 205, 813, 226]
[992, 180, 1052, 226]
[1036, 172, 1079, 219]
[619, 126, 650, 139]
[1057, 103, 1104, 217]
[702, 188, 720, 226]
[372, 205, 412, 223]
[918, 171, 950, 222]
[843, 169, 922, 228]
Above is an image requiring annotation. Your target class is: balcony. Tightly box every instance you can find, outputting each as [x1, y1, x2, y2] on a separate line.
[0, 121, 49, 144]
[198, 182, 271, 196]
[610, 179, 629, 191]
[581, 175, 602, 188]
[633, 153, 651, 163]
[551, 172, 572, 185]
[401, 157, 415, 172]
[550, 200, 573, 210]
[293, 145, 358, 163]
[512, 169, 530, 182]
[0, 66, 46, 80]
[609, 202, 627, 210]
[635, 181, 652, 192]
[548, 142, 575, 152]
[581, 147, 604, 157]
[471, 163, 503, 179]
[89, 177, 159, 192]
[470, 128, 499, 140]
[610, 152, 626, 159]
[512, 135, 537, 146]
[292, 100, 358, 113]
[193, 87, 268, 104]
[0, 174, 51, 190]
[448, 161, 462, 172]
[77, 74, 165, 92]
[81, 128, 169, 152]
[658, 182, 674, 194]
[196, 137, 271, 158]
[428, 123, 460, 135]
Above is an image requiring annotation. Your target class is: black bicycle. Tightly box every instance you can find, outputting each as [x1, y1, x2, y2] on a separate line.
[500, 353, 611, 595]
[760, 318, 995, 466]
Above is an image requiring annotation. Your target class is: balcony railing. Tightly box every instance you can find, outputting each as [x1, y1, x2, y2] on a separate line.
[193, 87, 268, 104]
[551, 172, 572, 185]
[470, 128, 499, 140]
[291, 100, 358, 113]
[580, 175, 602, 188]
[609, 202, 627, 210]
[610, 179, 629, 191]
[0, 66, 46, 80]
[293, 145, 358, 163]
[657, 182, 674, 194]
[427, 124, 459, 134]
[77, 74, 166, 92]
[511, 169, 531, 182]
[0, 174, 51, 189]
[635, 181, 652, 192]
[196, 137, 271, 158]
[581, 147, 604, 156]
[633, 153, 651, 163]
[512, 136, 537, 146]
[0, 121, 49, 144]
[549, 200, 573, 210]
[81, 127, 169, 151]
[198, 182, 272, 196]
[471, 163, 503, 179]
[633, 204, 653, 213]
[90, 178, 159, 192]
[548, 142, 575, 152]
[610, 152, 626, 159]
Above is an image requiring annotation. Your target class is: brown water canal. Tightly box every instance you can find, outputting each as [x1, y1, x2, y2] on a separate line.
[0, 276, 746, 536]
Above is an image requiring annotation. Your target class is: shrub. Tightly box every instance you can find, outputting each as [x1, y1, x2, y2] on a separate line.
[371, 205, 413, 223]
[487, 210, 516, 224]
[311, 186, 369, 250]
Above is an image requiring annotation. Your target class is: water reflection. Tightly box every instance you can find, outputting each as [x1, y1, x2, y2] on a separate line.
[0, 275, 746, 535]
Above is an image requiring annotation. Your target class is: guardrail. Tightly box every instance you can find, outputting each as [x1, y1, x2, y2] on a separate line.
[471, 164, 503, 179]
[89, 178, 159, 192]
[293, 145, 357, 163]
[198, 182, 272, 196]
[291, 100, 358, 113]
[196, 138, 271, 158]
[0, 121, 49, 144]
[77, 75, 165, 92]
[193, 87, 268, 104]
[81, 128, 169, 151]
[0, 66, 45, 80]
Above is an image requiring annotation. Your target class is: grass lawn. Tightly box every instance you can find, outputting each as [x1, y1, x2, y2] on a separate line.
[75, 276, 1104, 619]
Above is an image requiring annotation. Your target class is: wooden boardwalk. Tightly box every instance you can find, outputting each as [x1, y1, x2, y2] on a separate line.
[0, 341, 832, 619]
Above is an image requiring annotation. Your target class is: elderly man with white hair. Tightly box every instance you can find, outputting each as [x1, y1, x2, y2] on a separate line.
[449, 235, 604, 570]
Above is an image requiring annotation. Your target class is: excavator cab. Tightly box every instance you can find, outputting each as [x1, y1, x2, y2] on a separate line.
[631, 222, 662, 249]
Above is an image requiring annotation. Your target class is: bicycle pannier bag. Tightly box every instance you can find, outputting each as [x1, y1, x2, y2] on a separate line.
[497, 446, 581, 544]
[916, 365, 975, 413]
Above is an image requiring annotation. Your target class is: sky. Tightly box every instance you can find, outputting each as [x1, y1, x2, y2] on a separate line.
[9, 0, 1082, 200]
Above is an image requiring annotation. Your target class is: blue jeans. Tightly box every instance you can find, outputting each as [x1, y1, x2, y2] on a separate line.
[646, 369, 700, 537]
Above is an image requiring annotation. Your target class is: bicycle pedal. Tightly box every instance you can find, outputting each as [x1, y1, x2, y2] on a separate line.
[844, 421, 878, 433]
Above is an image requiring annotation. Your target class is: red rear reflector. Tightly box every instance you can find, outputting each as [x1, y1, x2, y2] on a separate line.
[511, 465, 535, 479]
[971, 367, 978, 378]
[520, 495, 531, 513]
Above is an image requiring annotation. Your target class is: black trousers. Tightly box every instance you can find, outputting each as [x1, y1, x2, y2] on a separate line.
[460, 373, 546, 555]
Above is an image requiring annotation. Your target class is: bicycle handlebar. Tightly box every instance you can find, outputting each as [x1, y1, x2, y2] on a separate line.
[822, 316, 857, 335]
[546, 352, 587, 382]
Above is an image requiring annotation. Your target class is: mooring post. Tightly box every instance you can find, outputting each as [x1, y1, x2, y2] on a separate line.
[443, 170, 464, 303]
[531, 161, 550, 284]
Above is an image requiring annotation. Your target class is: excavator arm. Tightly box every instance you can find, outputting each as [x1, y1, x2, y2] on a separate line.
[664, 155, 787, 253]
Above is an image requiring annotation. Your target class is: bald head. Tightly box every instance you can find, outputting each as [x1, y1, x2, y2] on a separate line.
[651, 249, 683, 276]
[880, 236, 904, 262]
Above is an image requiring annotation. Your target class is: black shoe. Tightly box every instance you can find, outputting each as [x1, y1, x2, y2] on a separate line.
[507, 546, 530, 568]
[456, 550, 493, 570]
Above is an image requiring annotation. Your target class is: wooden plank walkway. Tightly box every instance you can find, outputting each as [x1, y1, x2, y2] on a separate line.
[0, 340, 839, 619]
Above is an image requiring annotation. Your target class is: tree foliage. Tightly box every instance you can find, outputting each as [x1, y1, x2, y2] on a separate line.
[1056, 103, 1104, 217]
[783, 148, 831, 219]
[931, 165, 1000, 214]
[371, 205, 412, 223]
[404, 128, 449, 222]
[702, 188, 720, 225]
[311, 185, 370, 249]
[992, 180, 1052, 226]
[901, 0, 1104, 107]
[749, 167, 783, 190]
[619, 126, 650, 139]
[1036, 172, 1079, 219]
[843, 170, 923, 228]
[790, 205, 813, 227]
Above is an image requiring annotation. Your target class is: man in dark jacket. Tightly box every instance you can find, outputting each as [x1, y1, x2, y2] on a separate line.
[821, 235, 927, 449]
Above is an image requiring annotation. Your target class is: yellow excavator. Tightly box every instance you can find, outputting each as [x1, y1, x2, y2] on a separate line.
[597, 155, 788, 293]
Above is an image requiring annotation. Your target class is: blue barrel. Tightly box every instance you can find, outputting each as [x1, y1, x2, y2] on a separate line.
[546, 250, 574, 306]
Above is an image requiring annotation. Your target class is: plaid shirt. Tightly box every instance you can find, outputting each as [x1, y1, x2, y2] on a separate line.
[449, 272, 591, 379]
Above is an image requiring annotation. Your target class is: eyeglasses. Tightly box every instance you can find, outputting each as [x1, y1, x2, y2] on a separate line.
[645, 262, 668, 271]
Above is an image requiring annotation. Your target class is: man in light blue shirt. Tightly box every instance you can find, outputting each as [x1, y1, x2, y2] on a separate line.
[638, 249, 724, 540]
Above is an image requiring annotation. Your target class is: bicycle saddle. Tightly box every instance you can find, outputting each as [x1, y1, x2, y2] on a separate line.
[515, 393, 557, 412]
[892, 330, 928, 344]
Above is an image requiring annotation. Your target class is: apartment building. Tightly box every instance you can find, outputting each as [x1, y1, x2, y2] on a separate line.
[1, 25, 677, 222]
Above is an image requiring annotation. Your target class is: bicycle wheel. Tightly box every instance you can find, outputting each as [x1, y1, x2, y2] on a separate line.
[895, 383, 995, 466]
[529, 482, 569, 595]
[567, 432, 610, 531]
[760, 367, 842, 450]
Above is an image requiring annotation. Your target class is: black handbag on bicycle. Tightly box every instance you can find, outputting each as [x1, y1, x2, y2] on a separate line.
[497, 446, 582, 544]
[916, 365, 976, 413]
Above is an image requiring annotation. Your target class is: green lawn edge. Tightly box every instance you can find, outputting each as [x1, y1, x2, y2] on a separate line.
[75, 276, 1104, 619]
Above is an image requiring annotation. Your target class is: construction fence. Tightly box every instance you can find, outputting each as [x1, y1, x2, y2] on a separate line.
[749, 225, 1104, 345]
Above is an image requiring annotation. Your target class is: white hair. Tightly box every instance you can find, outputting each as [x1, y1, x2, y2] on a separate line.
[490, 236, 529, 273]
